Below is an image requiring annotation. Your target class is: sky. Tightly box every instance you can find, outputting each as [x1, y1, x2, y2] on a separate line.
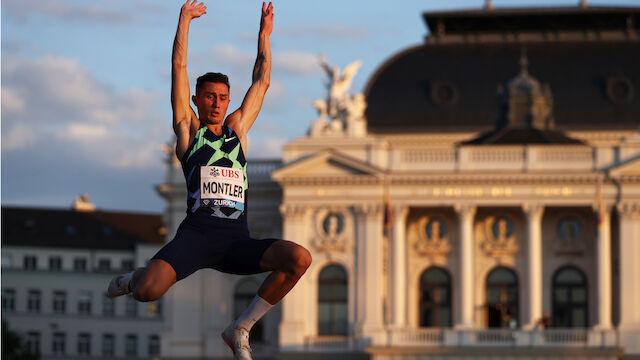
[2, 0, 640, 213]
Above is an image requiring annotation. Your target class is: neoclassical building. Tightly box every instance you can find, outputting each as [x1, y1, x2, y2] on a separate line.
[159, 3, 640, 360]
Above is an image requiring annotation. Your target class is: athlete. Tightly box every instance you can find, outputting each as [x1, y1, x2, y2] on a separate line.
[106, 1, 312, 359]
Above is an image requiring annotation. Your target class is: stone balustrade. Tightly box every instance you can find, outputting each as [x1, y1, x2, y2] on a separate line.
[392, 146, 597, 172]
[299, 329, 618, 352]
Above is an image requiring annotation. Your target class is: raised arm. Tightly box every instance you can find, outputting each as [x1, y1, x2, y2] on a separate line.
[172, 0, 206, 160]
[225, 2, 273, 148]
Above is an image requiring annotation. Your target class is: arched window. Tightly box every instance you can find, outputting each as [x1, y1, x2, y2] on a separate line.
[419, 267, 452, 327]
[552, 266, 588, 328]
[234, 279, 263, 343]
[486, 267, 519, 328]
[318, 265, 348, 336]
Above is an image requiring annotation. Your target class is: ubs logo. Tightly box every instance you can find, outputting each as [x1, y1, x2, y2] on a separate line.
[210, 168, 220, 177]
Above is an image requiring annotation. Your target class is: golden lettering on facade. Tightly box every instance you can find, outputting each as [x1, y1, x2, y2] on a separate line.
[431, 187, 512, 197]
[535, 187, 572, 197]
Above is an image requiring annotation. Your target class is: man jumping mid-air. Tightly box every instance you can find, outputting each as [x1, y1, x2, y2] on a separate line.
[107, 2, 312, 359]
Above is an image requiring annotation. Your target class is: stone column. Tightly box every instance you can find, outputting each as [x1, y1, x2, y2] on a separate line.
[594, 203, 612, 330]
[354, 204, 385, 343]
[391, 205, 410, 328]
[278, 204, 310, 350]
[454, 204, 476, 329]
[523, 203, 544, 329]
[617, 202, 640, 330]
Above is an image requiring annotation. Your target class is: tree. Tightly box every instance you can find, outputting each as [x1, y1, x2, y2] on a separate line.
[2, 321, 40, 360]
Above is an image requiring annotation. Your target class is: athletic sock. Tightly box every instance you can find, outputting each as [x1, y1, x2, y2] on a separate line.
[234, 295, 273, 331]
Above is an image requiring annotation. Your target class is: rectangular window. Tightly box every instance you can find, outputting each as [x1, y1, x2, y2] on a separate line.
[73, 258, 87, 272]
[24, 255, 37, 270]
[98, 259, 111, 272]
[147, 301, 160, 318]
[2, 288, 16, 312]
[52, 332, 66, 355]
[148, 334, 160, 356]
[27, 290, 41, 313]
[77, 333, 91, 356]
[53, 290, 67, 314]
[103, 294, 115, 317]
[121, 259, 134, 272]
[26, 331, 41, 355]
[78, 290, 92, 315]
[102, 334, 115, 357]
[1, 254, 12, 269]
[125, 334, 138, 357]
[49, 256, 62, 271]
[125, 295, 138, 317]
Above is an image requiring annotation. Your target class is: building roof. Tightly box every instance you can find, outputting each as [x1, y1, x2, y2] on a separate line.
[462, 127, 585, 145]
[422, 6, 640, 35]
[364, 6, 640, 134]
[1, 206, 165, 250]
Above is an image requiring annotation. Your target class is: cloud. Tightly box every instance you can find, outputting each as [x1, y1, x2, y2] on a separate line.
[246, 135, 286, 159]
[2, 0, 138, 24]
[279, 23, 369, 40]
[1, 125, 39, 151]
[203, 44, 319, 77]
[274, 51, 320, 76]
[1, 54, 168, 170]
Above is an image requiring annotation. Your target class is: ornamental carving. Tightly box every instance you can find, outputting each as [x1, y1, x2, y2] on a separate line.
[311, 208, 353, 252]
[553, 215, 586, 256]
[481, 216, 519, 257]
[414, 216, 451, 256]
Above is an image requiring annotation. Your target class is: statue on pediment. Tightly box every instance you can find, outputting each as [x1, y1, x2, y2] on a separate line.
[554, 215, 586, 256]
[310, 54, 367, 138]
[312, 209, 353, 252]
[414, 216, 451, 256]
[481, 216, 519, 257]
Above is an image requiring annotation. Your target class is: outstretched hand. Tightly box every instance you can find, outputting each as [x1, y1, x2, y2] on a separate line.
[260, 2, 274, 36]
[181, 0, 207, 20]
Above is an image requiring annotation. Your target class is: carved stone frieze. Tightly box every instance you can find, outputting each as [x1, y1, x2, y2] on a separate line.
[279, 204, 308, 217]
[480, 216, 519, 257]
[553, 214, 587, 256]
[617, 202, 640, 220]
[413, 216, 451, 256]
[311, 208, 353, 252]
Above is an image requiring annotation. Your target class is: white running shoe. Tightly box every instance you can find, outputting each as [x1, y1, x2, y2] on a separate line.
[106, 274, 131, 299]
[221, 322, 252, 360]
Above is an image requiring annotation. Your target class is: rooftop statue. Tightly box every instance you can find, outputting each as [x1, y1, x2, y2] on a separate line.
[310, 54, 367, 137]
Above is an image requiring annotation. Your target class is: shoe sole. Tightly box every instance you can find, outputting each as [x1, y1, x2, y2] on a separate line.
[221, 332, 237, 357]
[106, 277, 128, 299]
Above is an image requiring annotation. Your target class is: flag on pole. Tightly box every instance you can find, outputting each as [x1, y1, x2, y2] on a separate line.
[383, 189, 393, 240]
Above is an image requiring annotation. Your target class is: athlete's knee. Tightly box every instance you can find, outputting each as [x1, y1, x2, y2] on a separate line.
[133, 278, 166, 302]
[132, 269, 173, 302]
[288, 245, 312, 278]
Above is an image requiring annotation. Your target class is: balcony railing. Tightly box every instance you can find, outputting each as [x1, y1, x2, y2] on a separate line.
[392, 145, 597, 172]
[300, 329, 618, 352]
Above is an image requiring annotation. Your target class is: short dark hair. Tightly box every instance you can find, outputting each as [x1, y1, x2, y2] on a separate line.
[195, 72, 230, 94]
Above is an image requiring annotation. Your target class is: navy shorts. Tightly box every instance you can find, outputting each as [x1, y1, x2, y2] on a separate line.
[151, 215, 279, 281]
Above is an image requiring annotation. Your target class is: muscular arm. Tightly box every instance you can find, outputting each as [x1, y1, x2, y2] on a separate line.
[172, 0, 206, 160]
[225, 2, 273, 150]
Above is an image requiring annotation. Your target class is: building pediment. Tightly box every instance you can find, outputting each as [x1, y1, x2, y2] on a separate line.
[608, 155, 640, 178]
[271, 150, 384, 184]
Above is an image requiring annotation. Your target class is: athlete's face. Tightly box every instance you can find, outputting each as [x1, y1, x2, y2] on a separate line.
[193, 82, 230, 124]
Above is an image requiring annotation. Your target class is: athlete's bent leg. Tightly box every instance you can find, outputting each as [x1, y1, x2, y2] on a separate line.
[257, 240, 312, 304]
[107, 259, 177, 301]
[223, 240, 311, 359]
[131, 259, 177, 302]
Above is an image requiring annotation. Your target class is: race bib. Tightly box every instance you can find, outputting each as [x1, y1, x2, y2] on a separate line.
[200, 166, 245, 211]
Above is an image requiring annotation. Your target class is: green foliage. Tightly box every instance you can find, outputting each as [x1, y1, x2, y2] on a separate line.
[2, 321, 40, 360]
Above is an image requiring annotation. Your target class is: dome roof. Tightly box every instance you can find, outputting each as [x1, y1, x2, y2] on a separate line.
[364, 7, 640, 134]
